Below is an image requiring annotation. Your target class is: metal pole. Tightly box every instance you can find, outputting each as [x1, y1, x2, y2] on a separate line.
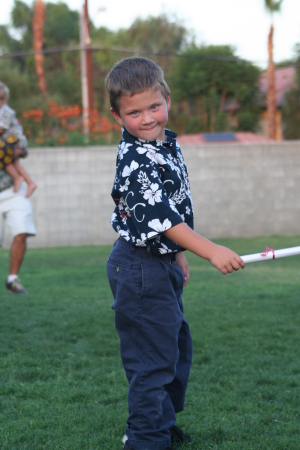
[84, 0, 93, 113]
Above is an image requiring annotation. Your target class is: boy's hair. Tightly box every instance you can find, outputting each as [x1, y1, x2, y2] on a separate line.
[105, 56, 170, 115]
[0, 82, 9, 99]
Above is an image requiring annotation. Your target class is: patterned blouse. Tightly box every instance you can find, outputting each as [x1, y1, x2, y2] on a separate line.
[0, 104, 28, 192]
[110, 127, 194, 255]
[0, 104, 28, 150]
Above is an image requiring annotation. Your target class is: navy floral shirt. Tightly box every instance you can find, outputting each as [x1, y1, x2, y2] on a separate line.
[110, 127, 194, 255]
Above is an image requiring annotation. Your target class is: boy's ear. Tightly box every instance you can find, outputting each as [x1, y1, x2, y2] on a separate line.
[167, 92, 171, 111]
[110, 108, 123, 126]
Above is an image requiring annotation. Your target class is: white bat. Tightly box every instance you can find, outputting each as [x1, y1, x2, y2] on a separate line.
[241, 246, 300, 264]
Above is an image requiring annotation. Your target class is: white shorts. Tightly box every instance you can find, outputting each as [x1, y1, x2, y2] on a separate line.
[0, 184, 36, 246]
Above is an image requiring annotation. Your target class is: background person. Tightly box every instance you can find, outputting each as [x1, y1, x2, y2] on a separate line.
[0, 83, 36, 294]
[0, 168, 36, 294]
[0, 81, 37, 198]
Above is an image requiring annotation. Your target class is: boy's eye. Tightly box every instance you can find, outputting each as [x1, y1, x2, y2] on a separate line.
[151, 104, 158, 110]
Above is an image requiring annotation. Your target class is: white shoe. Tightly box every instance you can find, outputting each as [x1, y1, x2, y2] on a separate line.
[122, 434, 128, 444]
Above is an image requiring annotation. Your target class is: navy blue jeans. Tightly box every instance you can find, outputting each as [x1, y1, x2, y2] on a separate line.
[106, 238, 193, 450]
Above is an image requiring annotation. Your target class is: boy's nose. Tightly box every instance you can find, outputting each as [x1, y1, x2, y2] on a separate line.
[141, 112, 154, 124]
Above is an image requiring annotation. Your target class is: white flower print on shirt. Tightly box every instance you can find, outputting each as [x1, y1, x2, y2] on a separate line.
[143, 183, 162, 205]
[168, 198, 180, 214]
[158, 242, 174, 254]
[119, 178, 130, 192]
[135, 233, 147, 247]
[110, 212, 117, 224]
[136, 144, 166, 166]
[122, 160, 139, 177]
[137, 171, 162, 205]
[147, 218, 172, 238]
[120, 161, 140, 192]
[151, 169, 159, 179]
[165, 154, 181, 178]
[118, 228, 130, 241]
[118, 141, 132, 160]
[137, 171, 151, 191]
[169, 185, 187, 205]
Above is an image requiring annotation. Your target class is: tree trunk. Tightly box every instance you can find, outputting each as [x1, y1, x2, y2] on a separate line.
[33, 0, 47, 96]
[267, 23, 276, 139]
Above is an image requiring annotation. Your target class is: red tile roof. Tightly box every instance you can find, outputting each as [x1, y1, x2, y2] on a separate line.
[177, 132, 273, 145]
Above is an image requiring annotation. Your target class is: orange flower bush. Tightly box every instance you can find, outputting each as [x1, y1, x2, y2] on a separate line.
[20, 101, 121, 146]
[48, 101, 81, 119]
[22, 109, 44, 122]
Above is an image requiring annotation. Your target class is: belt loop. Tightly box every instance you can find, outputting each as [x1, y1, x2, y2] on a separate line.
[170, 253, 176, 264]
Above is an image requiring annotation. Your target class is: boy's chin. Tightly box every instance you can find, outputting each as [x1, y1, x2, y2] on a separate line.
[137, 128, 165, 142]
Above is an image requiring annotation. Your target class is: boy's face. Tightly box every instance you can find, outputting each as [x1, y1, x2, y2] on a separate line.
[111, 89, 171, 142]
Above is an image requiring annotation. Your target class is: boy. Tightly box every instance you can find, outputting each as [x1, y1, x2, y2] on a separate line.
[0, 82, 37, 198]
[105, 56, 245, 450]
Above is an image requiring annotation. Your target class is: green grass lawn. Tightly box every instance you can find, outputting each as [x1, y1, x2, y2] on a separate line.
[0, 235, 300, 450]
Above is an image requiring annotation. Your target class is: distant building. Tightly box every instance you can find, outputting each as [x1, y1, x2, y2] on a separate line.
[177, 66, 296, 143]
[259, 66, 296, 140]
[177, 132, 273, 145]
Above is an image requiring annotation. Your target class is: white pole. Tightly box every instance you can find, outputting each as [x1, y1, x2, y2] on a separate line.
[241, 246, 300, 264]
[79, 6, 89, 137]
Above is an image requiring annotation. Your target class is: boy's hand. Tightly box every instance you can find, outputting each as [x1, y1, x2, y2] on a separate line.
[176, 252, 190, 286]
[164, 223, 245, 275]
[209, 244, 245, 274]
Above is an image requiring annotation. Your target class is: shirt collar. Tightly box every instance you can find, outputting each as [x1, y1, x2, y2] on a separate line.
[122, 127, 177, 148]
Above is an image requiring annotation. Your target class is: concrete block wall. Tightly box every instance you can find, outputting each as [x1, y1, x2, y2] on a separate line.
[186, 142, 300, 238]
[1, 141, 300, 248]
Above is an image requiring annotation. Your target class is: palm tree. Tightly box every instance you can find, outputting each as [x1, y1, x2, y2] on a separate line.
[264, 0, 283, 140]
[33, 0, 47, 96]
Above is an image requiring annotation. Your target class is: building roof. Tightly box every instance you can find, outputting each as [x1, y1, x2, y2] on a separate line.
[177, 132, 274, 145]
[260, 66, 296, 107]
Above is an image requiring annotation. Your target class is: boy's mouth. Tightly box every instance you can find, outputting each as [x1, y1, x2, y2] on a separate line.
[141, 125, 157, 132]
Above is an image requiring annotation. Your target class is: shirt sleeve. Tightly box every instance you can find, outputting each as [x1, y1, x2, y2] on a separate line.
[8, 114, 28, 149]
[119, 155, 183, 243]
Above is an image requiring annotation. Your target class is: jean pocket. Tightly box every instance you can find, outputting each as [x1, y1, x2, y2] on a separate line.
[106, 259, 142, 313]
[172, 262, 186, 291]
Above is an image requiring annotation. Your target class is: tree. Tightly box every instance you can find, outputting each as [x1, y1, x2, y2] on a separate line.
[282, 44, 300, 139]
[113, 14, 190, 58]
[0, 3, 264, 144]
[91, 14, 192, 113]
[2, 1, 81, 105]
[168, 45, 261, 134]
[264, 0, 283, 139]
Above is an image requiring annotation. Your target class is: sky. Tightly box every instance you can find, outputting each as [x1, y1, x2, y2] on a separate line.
[1, 0, 300, 68]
